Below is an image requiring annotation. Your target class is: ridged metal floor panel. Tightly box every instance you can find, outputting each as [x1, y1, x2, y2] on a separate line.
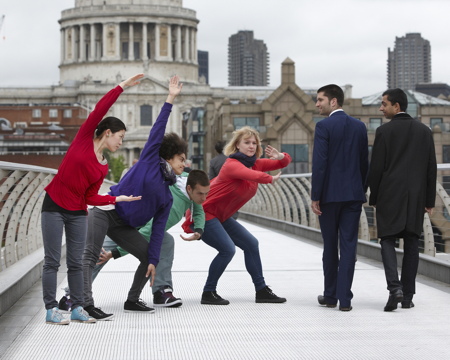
[2, 221, 450, 359]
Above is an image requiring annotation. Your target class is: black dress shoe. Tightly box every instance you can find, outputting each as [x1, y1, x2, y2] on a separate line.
[384, 289, 403, 312]
[339, 306, 352, 312]
[401, 300, 414, 309]
[317, 295, 337, 308]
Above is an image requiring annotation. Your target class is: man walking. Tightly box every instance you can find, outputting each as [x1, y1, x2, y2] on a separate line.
[368, 88, 437, 311]
[311, 84, 368, 312]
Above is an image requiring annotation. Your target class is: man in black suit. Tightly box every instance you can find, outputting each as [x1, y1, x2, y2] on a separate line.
[368, 88, 437, 311]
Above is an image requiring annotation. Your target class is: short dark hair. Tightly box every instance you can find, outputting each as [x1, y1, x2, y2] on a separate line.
[317, 84, 344, 107]
[95, 116, 126, 138]
[159, 132, 187, 160]
[186, 169, 210, 189]
[382, 88, 408, 112]
[214, 140, 225, 154]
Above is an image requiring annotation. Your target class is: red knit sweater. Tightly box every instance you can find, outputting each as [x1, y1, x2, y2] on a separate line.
[182, 153, 291, 231]
[44, 86, 122, 211]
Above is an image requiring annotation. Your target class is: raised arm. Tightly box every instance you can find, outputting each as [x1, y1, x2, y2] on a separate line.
[165, 75, 183, 104]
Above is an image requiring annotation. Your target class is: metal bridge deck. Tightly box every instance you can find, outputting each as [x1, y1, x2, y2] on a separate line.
[1, 220, 450, 359]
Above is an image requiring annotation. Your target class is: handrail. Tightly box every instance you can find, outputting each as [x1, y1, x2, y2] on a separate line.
[242, 168, 450, 258]
[0, 161, 115, 271]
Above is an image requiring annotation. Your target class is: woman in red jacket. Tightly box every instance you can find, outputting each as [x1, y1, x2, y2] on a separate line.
[185, 126, 291, 305]
[42, 74, 143, 325]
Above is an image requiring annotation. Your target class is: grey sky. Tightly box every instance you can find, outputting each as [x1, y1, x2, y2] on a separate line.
[0, 0, 448, 98]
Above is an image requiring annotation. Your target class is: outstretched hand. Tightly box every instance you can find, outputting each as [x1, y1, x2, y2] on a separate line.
[166, 75, 183, 104]
[115, 195, 142, 202]
[96, 248, 112, 265]
[180, 232, 201, 241]
[265, 145, 284, 160]
[271, 172, 282, 183]
[119, 73, 144, 89]
[146, 264, 156, 286]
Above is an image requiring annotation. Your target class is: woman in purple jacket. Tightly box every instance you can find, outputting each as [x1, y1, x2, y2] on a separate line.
[82, 75, 187, 321]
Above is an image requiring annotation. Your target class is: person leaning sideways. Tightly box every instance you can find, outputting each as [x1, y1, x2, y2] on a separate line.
[96, 170, 210, 308]
[41, 74, 143, 325]
[82, 75, 185, 320]
[368, 88, 437, 312]
[183, 126, 292, 305]
[311, 84, 368, 312]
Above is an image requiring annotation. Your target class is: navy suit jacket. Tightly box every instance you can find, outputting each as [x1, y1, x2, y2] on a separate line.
[311, 110, 368, 204]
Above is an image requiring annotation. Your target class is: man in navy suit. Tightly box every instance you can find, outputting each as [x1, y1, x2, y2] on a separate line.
[311, 84, 368, 311]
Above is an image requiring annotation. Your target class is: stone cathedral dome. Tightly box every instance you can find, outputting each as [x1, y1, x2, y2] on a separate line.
[59, 0, 199, 85]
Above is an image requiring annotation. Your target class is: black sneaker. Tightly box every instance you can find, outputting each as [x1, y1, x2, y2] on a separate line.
[124, 299, 155, 313]
[58, 295, 72, 313]
[201, 291, 230, 305]
[153, 287, 183, 308]
[255, 286, 286, 303]
[85, 305, 114, 321]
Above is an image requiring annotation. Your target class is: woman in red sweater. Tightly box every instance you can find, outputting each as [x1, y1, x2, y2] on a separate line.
[184, 126, 291, 305]
[42, 74, 143, 325]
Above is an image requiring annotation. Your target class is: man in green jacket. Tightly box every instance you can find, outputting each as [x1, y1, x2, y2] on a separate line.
[98, 169, 210, 308]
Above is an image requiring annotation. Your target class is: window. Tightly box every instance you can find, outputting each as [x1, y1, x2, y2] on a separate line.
[32, 109, 41, 118]
[233, 117, 260, 131]
[49, 109, 58, 118]
[369, 118, 382, 131]
[122, 42, 129, 60]
[443, 145, 450, 163]
[140, 105, 152, 126]
[430, 118, 443, 129]
[63, 109, 72, 118]
[281, 144, 309, 174]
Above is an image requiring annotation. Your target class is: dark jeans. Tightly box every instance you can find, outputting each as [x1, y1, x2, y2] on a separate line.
[201, 217, 266, 292]
[42, 211, 87, 310]
[380, 231, 419, 300]
[82, 207, 149, 307]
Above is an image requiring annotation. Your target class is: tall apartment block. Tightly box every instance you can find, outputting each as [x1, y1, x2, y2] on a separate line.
[228, 30, 269, 86]
[387, 33, 431, 90]
[198, 50, 209, 84]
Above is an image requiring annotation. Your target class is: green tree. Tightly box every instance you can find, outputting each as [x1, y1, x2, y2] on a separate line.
[104, 151, 127, 182]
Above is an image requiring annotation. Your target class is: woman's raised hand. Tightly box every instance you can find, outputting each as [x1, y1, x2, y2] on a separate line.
[119, 73, 145, 89]
[265, 145, 284, 160]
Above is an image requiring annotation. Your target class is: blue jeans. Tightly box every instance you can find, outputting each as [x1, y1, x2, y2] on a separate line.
[201, 217, 266, 292]
[41, 211, 87, 310]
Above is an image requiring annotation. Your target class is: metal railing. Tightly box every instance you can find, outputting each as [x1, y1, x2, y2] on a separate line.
[241, 165, 450, 258]
[0, 161, 113, 271]
[1, 161, 450, 273]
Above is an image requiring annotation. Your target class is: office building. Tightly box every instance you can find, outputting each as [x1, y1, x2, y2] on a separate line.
[387, 33, 431, 89]
[228, 30, 269, 86]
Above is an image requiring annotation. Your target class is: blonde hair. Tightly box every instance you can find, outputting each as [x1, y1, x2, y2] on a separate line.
[224, 126, 263, 158]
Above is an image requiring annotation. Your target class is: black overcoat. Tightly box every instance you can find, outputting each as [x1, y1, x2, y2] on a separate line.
[368, 113, 437, 238]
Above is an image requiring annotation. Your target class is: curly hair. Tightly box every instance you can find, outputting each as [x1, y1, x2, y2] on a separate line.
[159, 132, 187, 160]
[224, 126, 263, 158]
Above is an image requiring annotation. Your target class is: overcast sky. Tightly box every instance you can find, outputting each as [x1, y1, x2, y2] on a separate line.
[0, 0, 449, 98]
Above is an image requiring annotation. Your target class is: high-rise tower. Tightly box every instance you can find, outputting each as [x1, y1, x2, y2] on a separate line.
[387, 33, 431, 90]
[228, 31, 269, 86]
